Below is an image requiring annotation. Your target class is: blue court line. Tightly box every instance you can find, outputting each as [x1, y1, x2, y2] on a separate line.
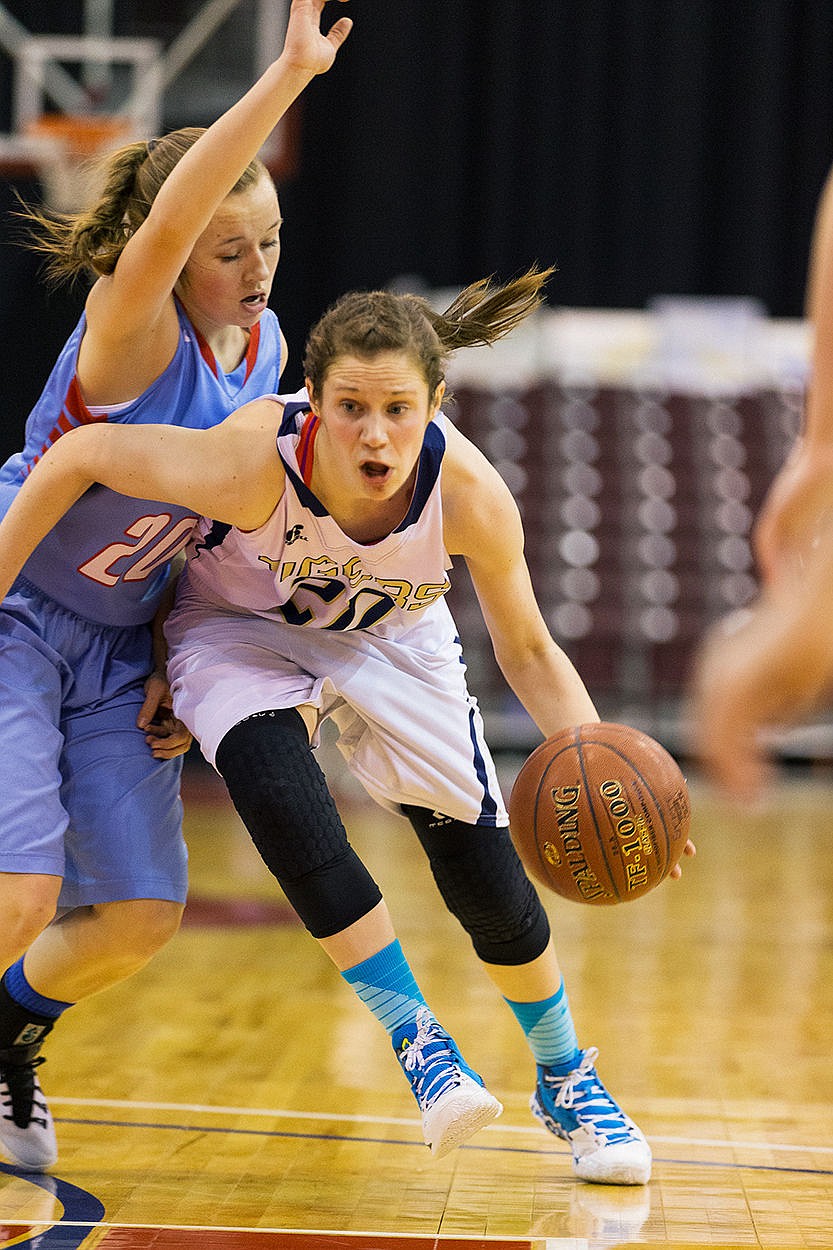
[52, 1116, 833, 1178]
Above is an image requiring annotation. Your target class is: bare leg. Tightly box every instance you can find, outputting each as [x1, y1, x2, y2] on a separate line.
[0, 894, 183, 1170]
[0, 873, 62, 972]
[479, 936, 563, 1001]
[22, 898, 184, 1001]
[317, 899, 396, 971]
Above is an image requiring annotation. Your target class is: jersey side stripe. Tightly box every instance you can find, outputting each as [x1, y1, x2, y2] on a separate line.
[25, 377, 108, 476]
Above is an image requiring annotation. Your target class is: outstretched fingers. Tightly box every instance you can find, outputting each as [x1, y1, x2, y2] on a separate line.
[284, 0, 353, 76]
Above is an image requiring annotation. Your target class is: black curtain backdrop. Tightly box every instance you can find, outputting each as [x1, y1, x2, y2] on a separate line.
[273, 0, 833, 387]
[1, 0, 832, 432]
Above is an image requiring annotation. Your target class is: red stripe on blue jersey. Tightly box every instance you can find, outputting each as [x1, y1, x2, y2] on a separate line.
[25, 375, 109, 476]
[193, 322, 262, 383]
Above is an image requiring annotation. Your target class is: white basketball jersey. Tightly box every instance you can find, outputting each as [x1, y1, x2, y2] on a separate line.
[185, 393, 454, 640]
[168, 393, 508, 824]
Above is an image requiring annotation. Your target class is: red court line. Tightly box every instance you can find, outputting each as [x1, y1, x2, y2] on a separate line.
[1, 1229, 535, 1250]
[97, 1235, 533, 1250]
[181, 895, 299, 927]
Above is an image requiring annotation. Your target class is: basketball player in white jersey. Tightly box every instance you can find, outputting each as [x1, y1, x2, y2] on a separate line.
[0, 269, 696, 1182]
[0, 0, 351, 1169]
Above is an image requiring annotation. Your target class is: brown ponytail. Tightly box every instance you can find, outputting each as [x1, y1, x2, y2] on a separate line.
[304, 266, 554, 400]
[16, 126, 268, 287]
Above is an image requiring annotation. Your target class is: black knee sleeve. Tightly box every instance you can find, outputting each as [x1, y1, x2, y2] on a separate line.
[215, 710, 382, 938]
[402, 805, 550, 966]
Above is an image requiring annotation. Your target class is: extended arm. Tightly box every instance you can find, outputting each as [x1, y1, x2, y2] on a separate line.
[82, 0, 351, 383]
[444, 426, 695, 875]
[442, 425, 599, 733]
[0, 398, 285, 604]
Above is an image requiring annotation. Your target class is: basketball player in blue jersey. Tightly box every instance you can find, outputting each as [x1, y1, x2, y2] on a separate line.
[0, 0, 352, 1169]
[0, 269, 695, 1183]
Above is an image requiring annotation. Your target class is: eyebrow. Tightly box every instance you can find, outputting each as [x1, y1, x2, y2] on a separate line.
[332, 378, 420, 392]
[333, 385, 420, 397]
[216, 218, 282, 245]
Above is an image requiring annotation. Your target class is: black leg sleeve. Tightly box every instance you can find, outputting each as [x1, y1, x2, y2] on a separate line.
[402, 805, 551, 965]
[216, 710, 382, 939]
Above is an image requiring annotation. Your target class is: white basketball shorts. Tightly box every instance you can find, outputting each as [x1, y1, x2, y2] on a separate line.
[165, 589, 508, 827]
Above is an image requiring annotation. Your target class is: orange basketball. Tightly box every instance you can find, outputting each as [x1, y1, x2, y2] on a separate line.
[508, 722, 691, 905]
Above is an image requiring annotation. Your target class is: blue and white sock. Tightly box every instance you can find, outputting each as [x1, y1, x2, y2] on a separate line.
[341, 939, 427, 1038]
[505, 979, 581, 1073]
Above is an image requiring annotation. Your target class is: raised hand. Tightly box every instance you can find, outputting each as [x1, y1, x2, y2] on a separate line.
[281, 0, 353, 78]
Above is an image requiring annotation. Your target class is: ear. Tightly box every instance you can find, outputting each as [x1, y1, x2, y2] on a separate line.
[304, 379, 319, 415]
[429, 379, 446, 418]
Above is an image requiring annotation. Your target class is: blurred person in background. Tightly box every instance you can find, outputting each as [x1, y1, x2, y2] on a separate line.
[691, 160, 833, 797]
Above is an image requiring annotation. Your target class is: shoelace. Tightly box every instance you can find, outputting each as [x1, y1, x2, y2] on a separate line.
[400, 1007, 466, 1111]
[0, 1057, 48, 1129]
[543, 1047, 634, 1145]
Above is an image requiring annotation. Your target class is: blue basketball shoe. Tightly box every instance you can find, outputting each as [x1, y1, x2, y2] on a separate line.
[531, 1047, 651, 1184]
[393, 1007, 502, 1158]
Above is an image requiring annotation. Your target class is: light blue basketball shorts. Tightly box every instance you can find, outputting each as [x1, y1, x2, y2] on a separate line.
[0, 578, 188, 907]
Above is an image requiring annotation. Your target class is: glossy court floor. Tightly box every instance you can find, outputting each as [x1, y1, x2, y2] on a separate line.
[1, 737, 832, 1250]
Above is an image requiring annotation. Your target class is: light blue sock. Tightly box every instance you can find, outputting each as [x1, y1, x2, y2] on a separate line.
[341, 939, 426, 1037]
[505, 979, 580, 1072]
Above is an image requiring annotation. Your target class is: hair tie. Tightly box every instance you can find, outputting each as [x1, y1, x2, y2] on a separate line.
[146, 137, 159, 155]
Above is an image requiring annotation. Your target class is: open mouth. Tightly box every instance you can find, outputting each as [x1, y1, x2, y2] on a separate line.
[242, 292, 267, 309]
[360, 461, 392, 482]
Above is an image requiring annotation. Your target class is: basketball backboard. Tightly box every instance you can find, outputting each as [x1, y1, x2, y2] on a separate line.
[0, 0, 292, 211]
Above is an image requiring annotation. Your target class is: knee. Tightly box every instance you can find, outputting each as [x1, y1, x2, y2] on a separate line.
[91, 898, 184, 964]
[215, 711, 382, 936]
[403, 808, 551, 965]
[0, 874, 61, 956]
[132, 899, 185, 954]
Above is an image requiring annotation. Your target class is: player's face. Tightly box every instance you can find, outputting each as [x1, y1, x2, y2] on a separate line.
[175, 171, 281, 336]
[310, 352, 445, 503]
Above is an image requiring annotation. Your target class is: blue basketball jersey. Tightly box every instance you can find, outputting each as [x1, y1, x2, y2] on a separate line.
[0, 301, 283, 625]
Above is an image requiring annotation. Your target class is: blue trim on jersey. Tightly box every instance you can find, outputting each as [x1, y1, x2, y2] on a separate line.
[275, 397, 330, 515]
[193, 520, 233, 555]
[468, 705, 499, 825]
[453, 634, 499, 825]
[278, 400, 311, 435]
[394, 419, 446, 532]
[281, 460, 330, 516]
[277, 403, 447, 530]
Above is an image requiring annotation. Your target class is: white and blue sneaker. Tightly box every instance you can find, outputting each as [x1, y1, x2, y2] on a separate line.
[394, 1007, 502, 1158]
[531, 1047, 651, 1184]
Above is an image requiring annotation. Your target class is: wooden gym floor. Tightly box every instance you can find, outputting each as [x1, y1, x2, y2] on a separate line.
[1, 736, 832, 1250]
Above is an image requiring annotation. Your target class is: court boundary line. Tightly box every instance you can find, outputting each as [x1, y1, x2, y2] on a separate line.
[46, 1096, 833, 1157]
[44, 1113, 833, 1178]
